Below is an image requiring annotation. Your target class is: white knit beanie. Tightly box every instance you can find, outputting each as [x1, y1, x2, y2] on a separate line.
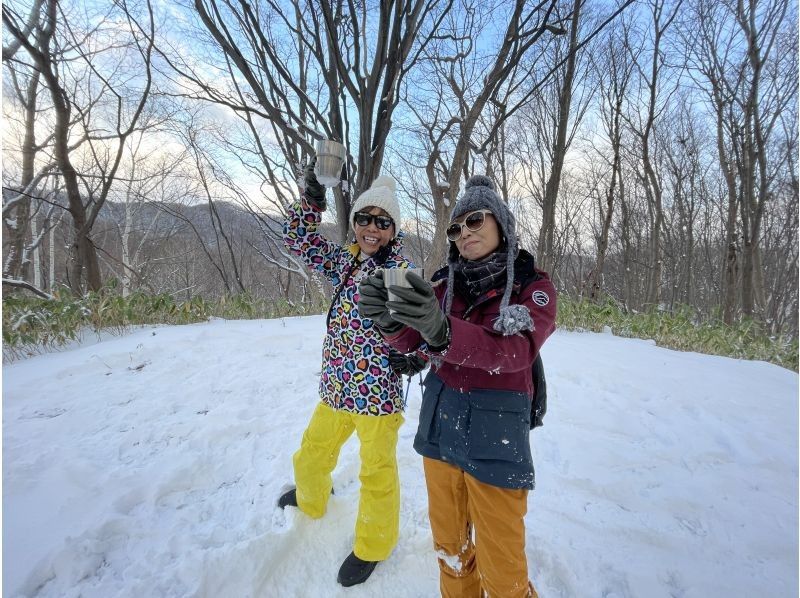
[349, 175, 401, 234]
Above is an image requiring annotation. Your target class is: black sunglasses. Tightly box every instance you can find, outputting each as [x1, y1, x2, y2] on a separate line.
[446, 209, 493, 241]
[353, 211, 394, 230]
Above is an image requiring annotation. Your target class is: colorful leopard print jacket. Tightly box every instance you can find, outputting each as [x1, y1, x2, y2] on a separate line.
[283, 199, 414, 416]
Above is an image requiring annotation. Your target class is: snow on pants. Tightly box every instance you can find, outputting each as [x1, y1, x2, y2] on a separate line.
[423, 457, 538, 598]
[293, 402, 404, 561]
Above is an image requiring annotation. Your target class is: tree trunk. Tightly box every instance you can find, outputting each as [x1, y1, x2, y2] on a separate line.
[644, 178, 664, 307]
[722, 196, 739, 325]
[5, 0, 103, 294]
[537, 0, 582, 273]
[591, 162, 618, 302]
[3, 71, 39, 281]
[31, 212, 42, 288]
[620, 185, 633, 308]
[121, 201, 133, 297]
[48, 216, 55, 290]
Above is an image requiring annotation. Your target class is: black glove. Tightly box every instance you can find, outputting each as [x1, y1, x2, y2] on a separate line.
[357, 271, 403, 334]
[385, 271, 450, 350]
[388, 348, 428, 376]
[303, 158, 326, 211]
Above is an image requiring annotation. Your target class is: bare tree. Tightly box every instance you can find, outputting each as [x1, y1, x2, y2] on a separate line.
[660, 101, 708, 309]
[623, 0, 683, 307]
[406, 0, 574, 272]
[161, 0, 453, 245]
[3, 0, 157, 293]
[683, 0, 796, 322]
[584, 13, 635, 300]
[734, 0, 793, 318]
[183, 121, 247, 293]
[2, 2, 56, 285]
[96, 134, 190, 297]
[536, 0, 585, 274]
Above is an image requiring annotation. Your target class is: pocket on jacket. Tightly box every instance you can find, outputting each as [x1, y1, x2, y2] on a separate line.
[416, 372, 444, 444]
[467, 389, 529, 462]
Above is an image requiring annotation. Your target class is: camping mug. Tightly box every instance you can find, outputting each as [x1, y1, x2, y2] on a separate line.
[314, 139, 347, 187]
[384, 267, 425, 304]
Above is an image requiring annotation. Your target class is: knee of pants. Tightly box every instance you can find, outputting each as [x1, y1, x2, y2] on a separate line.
[293, 405, 351, 491]
[358, 453, 399, 488]
[296, 403, 352, 464]
[435, 544, 476, 579]
[355, 412, 403, 476]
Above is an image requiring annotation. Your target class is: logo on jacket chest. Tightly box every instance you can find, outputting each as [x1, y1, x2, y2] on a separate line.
[532, 290, 550, 306]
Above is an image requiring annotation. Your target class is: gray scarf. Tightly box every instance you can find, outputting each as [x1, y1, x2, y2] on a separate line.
[452, 251, 509, 302]
[445, 245, 533, 336]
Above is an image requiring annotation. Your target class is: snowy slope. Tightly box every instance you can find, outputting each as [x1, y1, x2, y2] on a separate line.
[3, 316, 798, 597]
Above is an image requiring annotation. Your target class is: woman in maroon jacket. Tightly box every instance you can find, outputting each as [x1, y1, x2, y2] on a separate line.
[358, 175, 556, 598]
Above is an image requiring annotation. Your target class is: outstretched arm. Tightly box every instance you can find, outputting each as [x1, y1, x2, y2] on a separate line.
[282, 160, 343, 280]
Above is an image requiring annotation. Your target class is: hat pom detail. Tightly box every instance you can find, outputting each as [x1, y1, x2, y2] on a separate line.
[465, 175, 495, 192]
[371, 175, 397, 193]
[493, 304, 534, 336]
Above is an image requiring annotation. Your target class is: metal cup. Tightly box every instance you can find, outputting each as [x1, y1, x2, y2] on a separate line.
[384, 267, 424, 303]
[314, 139, 347, 187]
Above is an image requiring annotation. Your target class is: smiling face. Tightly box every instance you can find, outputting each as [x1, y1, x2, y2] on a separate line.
[453, 211, 501, 261]
[353, 206, 395, 256]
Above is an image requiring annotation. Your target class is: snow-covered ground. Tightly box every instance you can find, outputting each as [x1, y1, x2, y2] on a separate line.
[3, 316, 798, 597]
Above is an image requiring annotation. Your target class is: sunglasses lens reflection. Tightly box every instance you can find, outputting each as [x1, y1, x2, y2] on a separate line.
[446, 224, 461, 241]
[465, 212, 485, 230]
[446, 211, 488, 241]
[354, 212, 393, 230]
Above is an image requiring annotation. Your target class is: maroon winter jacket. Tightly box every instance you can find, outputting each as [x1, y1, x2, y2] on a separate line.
[386, 250, 556, 489]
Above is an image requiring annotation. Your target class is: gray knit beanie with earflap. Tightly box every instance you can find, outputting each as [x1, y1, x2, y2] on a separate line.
[445, 175, 533, 336]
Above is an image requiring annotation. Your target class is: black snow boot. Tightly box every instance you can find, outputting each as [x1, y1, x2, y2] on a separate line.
[277, 488, 298, 509]
[277, 486, 334, 510]
[337, 551, 378, 587]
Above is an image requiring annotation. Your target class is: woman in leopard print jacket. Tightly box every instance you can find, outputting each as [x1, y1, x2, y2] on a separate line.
[279, 165, 416, 588]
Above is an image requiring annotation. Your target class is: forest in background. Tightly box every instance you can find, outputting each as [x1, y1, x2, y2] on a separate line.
[2, 0, 797, 342]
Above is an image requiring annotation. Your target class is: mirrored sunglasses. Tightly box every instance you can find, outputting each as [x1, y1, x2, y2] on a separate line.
[446, 209, 493, 242]
[354, 211, 394, 230]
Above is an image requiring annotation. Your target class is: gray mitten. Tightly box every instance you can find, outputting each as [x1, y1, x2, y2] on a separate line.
[358, 271, 403, 334]
[385, 271, 450, 350]
[303, 158, 326, 211]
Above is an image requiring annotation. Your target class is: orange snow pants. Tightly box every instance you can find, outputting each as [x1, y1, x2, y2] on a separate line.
[293, 402, 403, 561]
[423, 457, 538, 598]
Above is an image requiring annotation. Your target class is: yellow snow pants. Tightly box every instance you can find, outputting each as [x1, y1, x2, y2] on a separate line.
[293, 402, 404, 561]
[423, 457, 538, 598]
